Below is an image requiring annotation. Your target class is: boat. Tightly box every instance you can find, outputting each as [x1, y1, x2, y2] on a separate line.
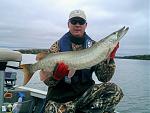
[0, 48, 119, 113]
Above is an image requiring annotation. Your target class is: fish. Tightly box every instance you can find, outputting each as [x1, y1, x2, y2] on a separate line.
[20, 26, 129, 85]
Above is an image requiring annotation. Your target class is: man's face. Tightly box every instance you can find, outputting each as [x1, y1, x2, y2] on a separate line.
[68, 17, 87, 37]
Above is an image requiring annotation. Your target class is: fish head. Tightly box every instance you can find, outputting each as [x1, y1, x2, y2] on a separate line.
[97, 26, 129, 58]
[116, 26, 129, 41]
[107, 26, 129, 47]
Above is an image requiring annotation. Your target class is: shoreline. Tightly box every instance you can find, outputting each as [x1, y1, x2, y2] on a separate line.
[115, 55, 150, 60]
[15, 49, 150, 60]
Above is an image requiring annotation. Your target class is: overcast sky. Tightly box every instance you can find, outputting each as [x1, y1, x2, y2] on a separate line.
[0, 0, 149, 54]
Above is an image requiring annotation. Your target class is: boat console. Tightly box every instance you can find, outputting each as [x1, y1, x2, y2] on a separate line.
[0, 48, 22, 113]
[0, 48, 46, 113]
[0, 48, 33, 113]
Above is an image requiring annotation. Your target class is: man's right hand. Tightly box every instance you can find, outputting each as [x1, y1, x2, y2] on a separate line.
[36, 52, 69, 81]
[39, 62, 69, 81]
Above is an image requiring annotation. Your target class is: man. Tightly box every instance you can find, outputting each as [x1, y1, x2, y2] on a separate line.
[37, 9, 123, 113]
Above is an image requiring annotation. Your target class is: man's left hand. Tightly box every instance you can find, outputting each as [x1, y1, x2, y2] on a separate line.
[109, 43, 119, 59]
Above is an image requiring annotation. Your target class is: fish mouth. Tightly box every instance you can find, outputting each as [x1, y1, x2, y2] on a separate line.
[107, 26, 129, 43]
[118, 26, 129, 37]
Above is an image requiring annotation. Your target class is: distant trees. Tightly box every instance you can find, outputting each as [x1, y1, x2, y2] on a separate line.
[16, 49, 49, 54]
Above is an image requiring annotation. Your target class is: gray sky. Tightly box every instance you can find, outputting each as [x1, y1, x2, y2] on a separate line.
[0, 0, 149, 54]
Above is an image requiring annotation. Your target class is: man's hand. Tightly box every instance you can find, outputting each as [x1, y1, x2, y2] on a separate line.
[53, 62, 69, 80]
[36, 52, 48, 61]
[109, 43, 119, 59]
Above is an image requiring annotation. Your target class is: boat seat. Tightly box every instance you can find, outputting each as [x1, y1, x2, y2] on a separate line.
[0, 48, 22, 62]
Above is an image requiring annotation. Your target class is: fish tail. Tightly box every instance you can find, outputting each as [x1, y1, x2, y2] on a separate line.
[20, 64, 34, 85]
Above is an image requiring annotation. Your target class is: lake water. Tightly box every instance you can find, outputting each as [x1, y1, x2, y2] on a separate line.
[6, 54, 150, 113]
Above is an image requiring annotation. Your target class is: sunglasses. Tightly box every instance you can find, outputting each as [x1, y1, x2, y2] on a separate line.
[69, 18, 86, 25]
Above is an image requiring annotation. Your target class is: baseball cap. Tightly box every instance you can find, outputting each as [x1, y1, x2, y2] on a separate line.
[69, 9, 86, 20]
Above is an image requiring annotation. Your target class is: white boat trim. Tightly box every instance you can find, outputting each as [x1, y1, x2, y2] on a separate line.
[18, 86, 47, 99]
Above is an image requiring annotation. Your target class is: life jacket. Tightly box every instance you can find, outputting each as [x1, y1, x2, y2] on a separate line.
[58, 32, 94, 84]
[46, 32, 95, 102]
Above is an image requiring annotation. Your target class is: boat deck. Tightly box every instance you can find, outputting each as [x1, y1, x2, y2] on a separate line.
[4, 86, 46, 113]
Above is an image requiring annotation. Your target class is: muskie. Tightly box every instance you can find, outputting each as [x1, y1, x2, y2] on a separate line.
[20, 26, 129, 85]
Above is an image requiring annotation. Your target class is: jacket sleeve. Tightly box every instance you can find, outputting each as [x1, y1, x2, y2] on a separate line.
[49, 41, 60, 53]
[43, 41, 60, 86]
[94, 59, 116, 82]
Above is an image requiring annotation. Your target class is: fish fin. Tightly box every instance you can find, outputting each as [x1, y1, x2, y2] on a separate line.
[68, 69, 76, 78]
[20, 64, 34, 85]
